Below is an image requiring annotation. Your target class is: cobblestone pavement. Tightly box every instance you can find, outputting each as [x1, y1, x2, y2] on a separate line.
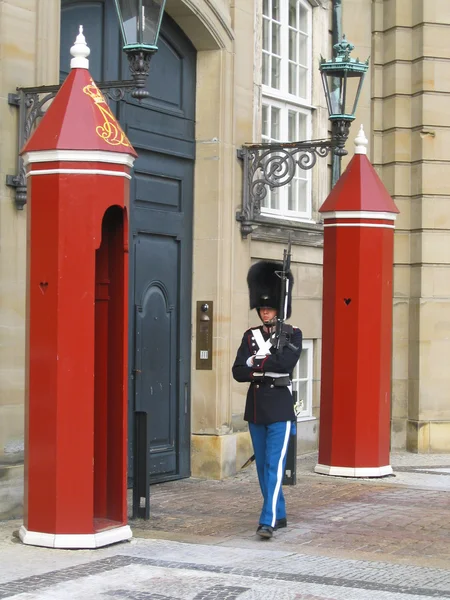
[132, 452, 450, 568]
[0, 452, 449, 599]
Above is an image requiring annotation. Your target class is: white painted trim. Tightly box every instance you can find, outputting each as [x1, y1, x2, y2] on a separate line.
[27, 169, 131, 180]
[322, 211, 397, 220]
[23, 150, 135, 168]
[324, 223, 395, 229]
[292, 339, 314, 419]
[19, 524, 132, 549]
[261, 89, 317, 111]
[314, 464, 393, 478]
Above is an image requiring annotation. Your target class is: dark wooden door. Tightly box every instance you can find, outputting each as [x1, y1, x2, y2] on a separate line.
[61, 1, 195, 483]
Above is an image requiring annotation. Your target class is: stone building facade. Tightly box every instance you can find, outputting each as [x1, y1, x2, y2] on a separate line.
[0, 0, 449, 519]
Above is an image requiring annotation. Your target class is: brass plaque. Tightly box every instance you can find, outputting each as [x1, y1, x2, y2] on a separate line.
[196, 301, 213, 370]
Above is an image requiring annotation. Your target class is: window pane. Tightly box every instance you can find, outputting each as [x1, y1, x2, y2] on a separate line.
[271, 57, 281, 89]
[289, 29, 297, 61]
[298, 65, 307, 98]
[262, 18, 270, 51]
[288, 110, 297, 140]
[295, 381, 308, 409]
[272, 23, 280, 55]
[264, 185, 281, 211]
[262, 105, 269, 137]
[299, 3, 308, 33]
[272, 0, 280, 21]
[288, 62, 297, 95]
[298, 112, 307, 139]
[289, 0, 297, 27]
[296, 179, 308, 213]
[263, 0, 269, 17]
[270, 106, 280, 139]
[270, 187, 280, 210]
[299, 32, 307, 65]
[288, 180, 297, 211]
[288, 174, 307, 213]
[262, 52, 270, 86]
[298, 347, 309, 378]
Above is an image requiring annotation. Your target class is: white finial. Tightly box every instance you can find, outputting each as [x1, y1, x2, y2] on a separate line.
[354, 125, 368, 155]
[70, 25, 90, 69]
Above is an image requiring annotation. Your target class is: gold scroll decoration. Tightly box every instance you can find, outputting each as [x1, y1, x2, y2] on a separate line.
[83, 79, 131, 148]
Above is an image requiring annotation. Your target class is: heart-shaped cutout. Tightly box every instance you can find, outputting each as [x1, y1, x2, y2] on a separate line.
[39, 282, 48, 294]
[344, 298, 351, 305]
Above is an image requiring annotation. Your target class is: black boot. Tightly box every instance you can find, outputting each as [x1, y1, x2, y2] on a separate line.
[256, 525, 274, 539]
[274, 518, 287, 530]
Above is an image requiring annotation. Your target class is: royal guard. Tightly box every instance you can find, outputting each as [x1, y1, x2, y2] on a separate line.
[232, 249, 302, 538]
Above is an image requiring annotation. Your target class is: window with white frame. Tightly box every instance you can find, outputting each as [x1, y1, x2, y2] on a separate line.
[261, 0, 313, 220]
[292, 339, 313, 419]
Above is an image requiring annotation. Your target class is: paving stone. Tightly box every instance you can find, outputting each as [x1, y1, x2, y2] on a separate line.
[128, 456, 450, 566]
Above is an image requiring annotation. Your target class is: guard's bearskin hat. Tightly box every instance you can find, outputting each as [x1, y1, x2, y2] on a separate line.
[247, 261, 294, 319]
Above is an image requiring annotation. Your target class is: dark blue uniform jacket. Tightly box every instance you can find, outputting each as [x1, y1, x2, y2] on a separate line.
[232, 326, 302, 424]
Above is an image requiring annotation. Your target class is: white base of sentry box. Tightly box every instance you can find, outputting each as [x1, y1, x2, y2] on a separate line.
[19, 524, 132, 549]
[314, 464, 393, 478]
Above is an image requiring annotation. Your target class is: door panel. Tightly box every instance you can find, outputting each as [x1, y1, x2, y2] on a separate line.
[135, 173, 181, 211]
[134, 234, 178, 476]
[130, 141, 193, 481]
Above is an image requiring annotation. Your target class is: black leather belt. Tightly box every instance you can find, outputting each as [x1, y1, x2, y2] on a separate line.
[252, 375, 291, 387]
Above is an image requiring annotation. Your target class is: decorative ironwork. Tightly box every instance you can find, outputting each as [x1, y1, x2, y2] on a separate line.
[331, 119, 352, 157]
[6, 79, 138, 210]
[126, 50, 153, 100]
[236, 139, 335, 238]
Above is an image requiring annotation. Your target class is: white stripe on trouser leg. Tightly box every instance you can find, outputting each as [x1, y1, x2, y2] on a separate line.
[270, 421, 291, 528]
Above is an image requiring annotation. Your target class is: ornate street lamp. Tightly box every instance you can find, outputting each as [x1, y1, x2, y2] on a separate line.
[113, 0, 167, 99]
[320, 36, 369, 157]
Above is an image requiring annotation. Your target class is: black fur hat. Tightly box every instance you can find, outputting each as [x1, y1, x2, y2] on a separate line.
[247, 261, 294, 319]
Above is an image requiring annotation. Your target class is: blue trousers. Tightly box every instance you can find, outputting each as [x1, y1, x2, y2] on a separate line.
[249, 420, 292, 528]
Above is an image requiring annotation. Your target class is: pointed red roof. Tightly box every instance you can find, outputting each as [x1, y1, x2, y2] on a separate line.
[21, 68, 137, 158]
[319, 153, 399, 214]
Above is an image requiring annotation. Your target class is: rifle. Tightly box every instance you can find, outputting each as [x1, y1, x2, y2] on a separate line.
[273, 238, 296, 354]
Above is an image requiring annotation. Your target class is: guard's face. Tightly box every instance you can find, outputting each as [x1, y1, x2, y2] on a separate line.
[259, 307, 277, 323]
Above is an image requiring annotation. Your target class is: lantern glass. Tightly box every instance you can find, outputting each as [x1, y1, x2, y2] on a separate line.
[114, 0, 166, 51]
[322, 70, 366, 119]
